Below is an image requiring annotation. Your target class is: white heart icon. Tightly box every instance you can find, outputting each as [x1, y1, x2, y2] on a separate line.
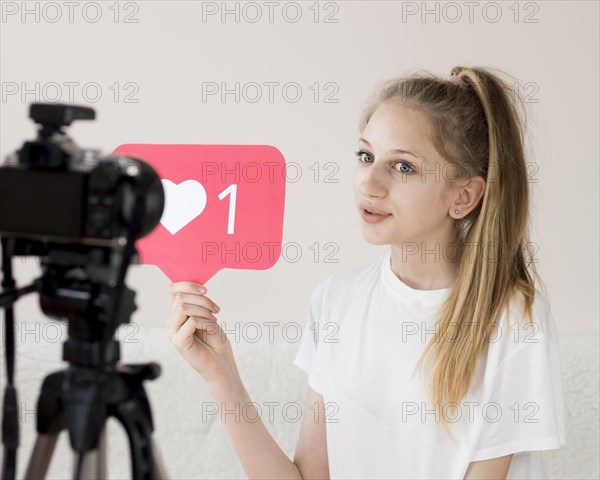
[160, 179, 207, 235]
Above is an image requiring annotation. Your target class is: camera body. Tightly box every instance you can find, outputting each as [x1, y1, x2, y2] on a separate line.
[0, 103, 164, 247]
[0, 103, 165, 332]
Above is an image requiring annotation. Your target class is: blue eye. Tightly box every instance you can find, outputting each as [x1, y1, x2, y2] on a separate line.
[354, 150, 415, 174]
[354, 150, 372, 163]
[394, 162, 415, 174]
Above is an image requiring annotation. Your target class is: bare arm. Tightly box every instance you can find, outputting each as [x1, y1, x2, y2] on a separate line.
[166, 282, 327, 479]
[464, 454, 513, 480]
[208, 374, 303, 480]
[293, 386, 330, 479]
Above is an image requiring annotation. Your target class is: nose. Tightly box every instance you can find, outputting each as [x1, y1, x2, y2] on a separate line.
[358, 163, 388, 198]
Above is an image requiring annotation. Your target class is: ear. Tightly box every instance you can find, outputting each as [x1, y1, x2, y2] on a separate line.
[450, 176, 486, 219]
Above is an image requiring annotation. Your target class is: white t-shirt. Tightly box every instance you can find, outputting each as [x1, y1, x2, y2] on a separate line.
[293, 250, 566, 480]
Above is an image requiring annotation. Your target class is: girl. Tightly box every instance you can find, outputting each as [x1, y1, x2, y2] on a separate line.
[167, 66, 566, 479]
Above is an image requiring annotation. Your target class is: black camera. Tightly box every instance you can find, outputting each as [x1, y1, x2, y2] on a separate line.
[0, 103, 164, 246]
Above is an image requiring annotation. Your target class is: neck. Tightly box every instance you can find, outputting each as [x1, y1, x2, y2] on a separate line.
[389, 242, 459, 291]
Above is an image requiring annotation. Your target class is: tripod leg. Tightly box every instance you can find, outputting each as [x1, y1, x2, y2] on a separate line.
[72, 425, 107, 480]
[25, 370, 67, 479]
[24, 433, 60, 479]
[150, 439, 169, 480]
[97, 425, 107, 479]
[74, 450, 97, 480]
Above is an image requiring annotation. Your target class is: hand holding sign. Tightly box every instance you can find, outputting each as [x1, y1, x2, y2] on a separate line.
[166, 280, 235, 383]
[112, 144, 286, 285]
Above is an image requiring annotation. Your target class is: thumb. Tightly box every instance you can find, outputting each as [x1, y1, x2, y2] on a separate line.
[196, 320, 225, 346]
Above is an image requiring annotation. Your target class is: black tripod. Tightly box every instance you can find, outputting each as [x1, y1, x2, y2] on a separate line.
[23, 336, 168, 479]
[0, 241, 169, 480]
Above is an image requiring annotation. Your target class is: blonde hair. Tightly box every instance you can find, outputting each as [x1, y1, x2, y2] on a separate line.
[359, 66, 548, 440]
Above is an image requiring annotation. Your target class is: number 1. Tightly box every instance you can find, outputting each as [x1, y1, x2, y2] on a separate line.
[218, 184, 237, 234]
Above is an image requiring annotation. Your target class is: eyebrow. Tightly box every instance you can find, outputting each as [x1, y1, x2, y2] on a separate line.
[358, 138, 428, 163]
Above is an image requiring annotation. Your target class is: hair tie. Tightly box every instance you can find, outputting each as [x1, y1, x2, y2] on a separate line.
[450, 74, 468, 91]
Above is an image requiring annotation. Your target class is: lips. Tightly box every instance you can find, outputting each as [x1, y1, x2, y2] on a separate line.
[361, 203, 391, 216]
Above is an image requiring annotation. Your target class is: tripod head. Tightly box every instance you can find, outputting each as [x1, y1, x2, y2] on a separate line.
[1, 239, 137, 367]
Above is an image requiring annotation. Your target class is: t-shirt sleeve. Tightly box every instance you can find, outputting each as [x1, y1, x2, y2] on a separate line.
[293, 276, 332, 395]
[471, 298, 567, 462]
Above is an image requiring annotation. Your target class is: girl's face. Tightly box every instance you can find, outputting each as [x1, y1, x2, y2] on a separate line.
[353, 100, 457, 247]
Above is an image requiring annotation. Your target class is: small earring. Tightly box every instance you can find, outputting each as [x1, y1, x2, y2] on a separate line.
[454, 209, 460, 214]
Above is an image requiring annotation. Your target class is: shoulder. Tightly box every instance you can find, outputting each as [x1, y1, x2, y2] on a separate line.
[310, 255, 384, 304]
[501, 287, 556, 338]
[493, 287, 560, 367]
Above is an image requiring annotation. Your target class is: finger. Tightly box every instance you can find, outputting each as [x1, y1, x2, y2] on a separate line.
[167, 306, 189, 338]
[168, 282, 207, 298]
[170, 297, 219, 322]
[171, 292, 220, 314]
[191, 317, 221, 345]
[172, 317, 198, 350]
[167, 299, 196, 336]
[194, 321, 221, 345]
[188, 316, 219, 335]
[174, 302, 218, 323]
[168, 303, 216, 337]
[173, 316, 217, 349]
[169, 283, 207, 302]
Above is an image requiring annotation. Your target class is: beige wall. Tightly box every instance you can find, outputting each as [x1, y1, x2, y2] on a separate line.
[1, 0, 598, 335]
